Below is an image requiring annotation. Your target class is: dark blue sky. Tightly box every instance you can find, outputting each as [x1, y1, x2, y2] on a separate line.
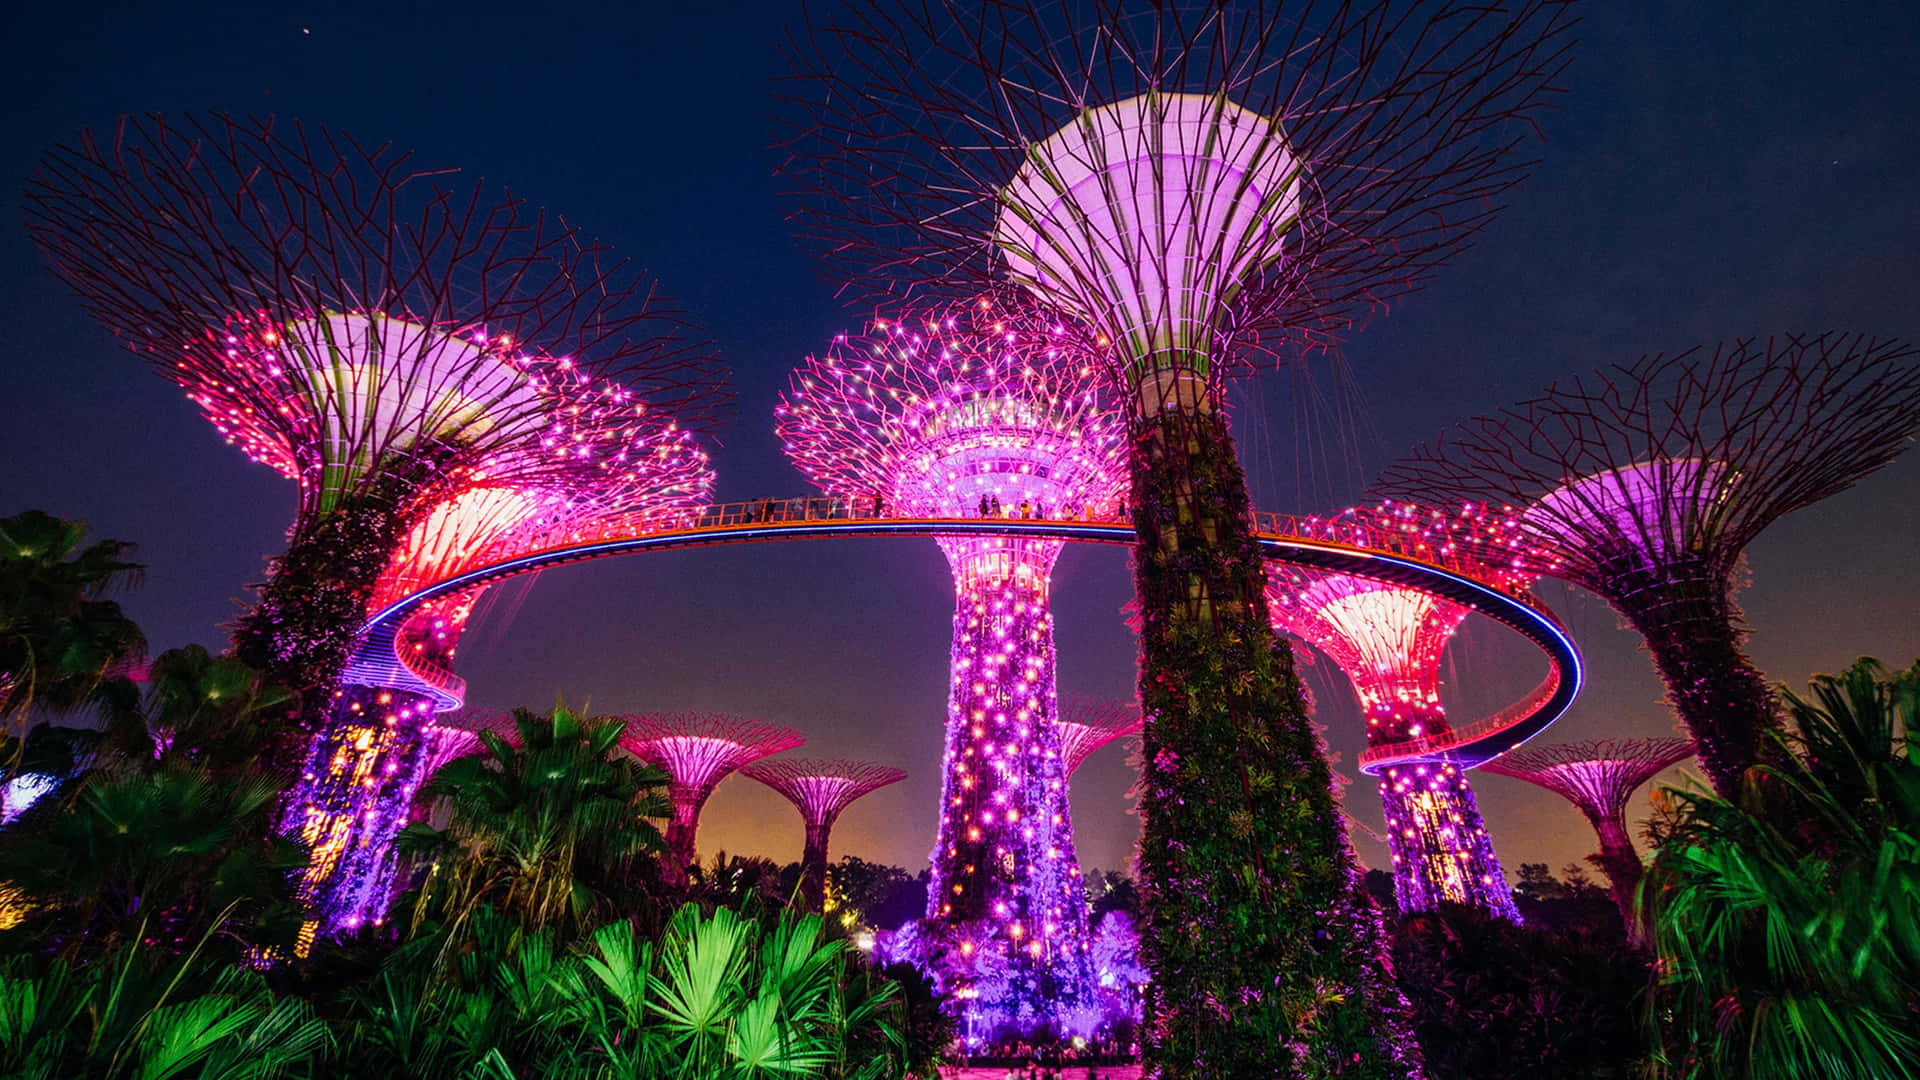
[2, 1, 1915, 880]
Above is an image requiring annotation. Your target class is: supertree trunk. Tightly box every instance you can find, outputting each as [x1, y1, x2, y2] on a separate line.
[1586, 815, 1644, 929]
[1613, 562, 1772, 795]
[1130, 402, 1420, 1078]
[1377, 763, 1517, 921]
[282, 684, 439, 937]
[800, 819, 831, 914]
[926, 550, 1089, 1030]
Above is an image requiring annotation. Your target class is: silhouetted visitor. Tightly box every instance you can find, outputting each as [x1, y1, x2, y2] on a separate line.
[979, 494, 990, 517]
[990, 494, 1002, 517]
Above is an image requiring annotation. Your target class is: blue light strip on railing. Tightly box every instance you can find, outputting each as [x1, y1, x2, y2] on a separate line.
[353, 517, 1581, 766]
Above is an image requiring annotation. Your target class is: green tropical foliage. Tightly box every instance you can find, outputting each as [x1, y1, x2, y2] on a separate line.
[334, 901, 909, 1079]
[1644, 657, 1920, 1079]
[0, 510, 146, 734]
[0, 926, 328, 1080]
[397, 704, 673, 944]
[0, 645, 306, 961]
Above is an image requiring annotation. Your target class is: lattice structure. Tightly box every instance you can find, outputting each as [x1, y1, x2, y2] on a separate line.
[286, 430, 714, 935]
[1375, 335, 1920, 794]
[742, 758, 905, 913]
[780, 4, 1573, 1068]
[1267, 504, 1532, 919]
[25, 112, 728, 709]
[778, 300, 1127, 1036]
[1055, 698, 1144, 779]
[1482, 738, 1694, 924]
[620, 713, 804, 888]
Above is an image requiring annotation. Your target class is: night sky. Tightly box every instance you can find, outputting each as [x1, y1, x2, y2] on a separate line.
[3, 1, 1916, 886]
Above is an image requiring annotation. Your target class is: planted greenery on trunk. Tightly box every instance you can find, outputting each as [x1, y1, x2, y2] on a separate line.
[1129, 403, 1420, 1078]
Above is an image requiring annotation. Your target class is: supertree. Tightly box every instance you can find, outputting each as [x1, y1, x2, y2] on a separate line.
[779, 3, 1573, 1070]
[619, 712, 805, 888]
[25, 113, 728, 733]
[1481, 738, 1694, 925]
[1263, 506, 1528, 920]
[1054, 697, 1144, 781]
[741, 758, 906, 913]
[777, 300, 1127, 1036]
[1374, 334, 1920, 795]
[281, 421, 713, 935]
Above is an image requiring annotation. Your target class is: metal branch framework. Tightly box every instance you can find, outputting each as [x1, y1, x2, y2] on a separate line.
[1055, 697, 1144, 778]
[742, 758, 906, 912]
[25, 112, 731, 699]
[1265, 506, 1533, 919]
[619, 712, 806, 887]
[1482, 737, 1694, 924]
[1374, 333, 1920, 793]
[778, 298, 1127, 1037]
[778, 5, 1574, 1066]
[780, 0, 1576, 385]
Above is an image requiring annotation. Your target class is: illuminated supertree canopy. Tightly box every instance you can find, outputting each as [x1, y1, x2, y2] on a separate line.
[1374, 334, 1920, 795]
[25, 112, 729, 714]
[777, 300, 1127, 1038]
[619, 712, 804, 888]
[284, 407, 714, 937]
[1481, 738, 1695, 925]
[741, 758, 905, 913]
[1055, 697, 1143, 780]
[1264, 505, 1534, 920]
[780, 4, 1573, 1069]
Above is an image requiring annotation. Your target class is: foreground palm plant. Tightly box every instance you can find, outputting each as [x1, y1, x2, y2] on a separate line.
[1643, 658, 1920, 1079]
[0, 510, 145, 735]
[337, 901, 910, 1079]
[398, 704, 672, 944]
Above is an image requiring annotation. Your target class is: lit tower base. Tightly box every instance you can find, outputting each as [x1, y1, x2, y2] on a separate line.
[742, 758, 905, 913]
[620, 713, 804, 888]
[1265, 564, 1519, 920]
[778, 301, 1128, 1040]
[1376, 335, 1920, 794]
[289, 430, 711, 936]
[1482, 737, 1693, 927]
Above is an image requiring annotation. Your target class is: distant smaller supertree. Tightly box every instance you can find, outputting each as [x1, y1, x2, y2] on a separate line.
[1481, 737, 1694, 924]
[620, 713, 805, 887]
[1375, 335, 1920, 794]
[1055, 698, 1144, 780]
[742, 758, 905, 913]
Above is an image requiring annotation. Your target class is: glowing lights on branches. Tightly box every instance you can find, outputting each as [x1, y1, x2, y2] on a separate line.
[620, 712, 805, 887]
[743, 758, 905, 912]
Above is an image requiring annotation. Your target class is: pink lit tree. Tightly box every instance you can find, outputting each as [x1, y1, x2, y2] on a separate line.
[777, 300, 1127, 1037]
[780, 4, 1574, 1070]
[1375, 335, 1920, 795]
[620, 712, 805, 888]
[1481, 738, 1694, 925]
[1055, 697, 1143, 780]
[741, 758, 906, 913]
[1264, 508, 1527, 919]
[25, 113, 728, 732]
[282, 418, 713, 936]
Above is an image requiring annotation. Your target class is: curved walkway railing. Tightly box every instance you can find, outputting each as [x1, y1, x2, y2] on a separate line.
[346, 499, 1581, 771]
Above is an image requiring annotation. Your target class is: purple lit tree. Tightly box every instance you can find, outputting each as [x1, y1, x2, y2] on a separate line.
[25, 113, 728, 727]
[780, 3, 1573, 1070]
[620, 712, 804, 888]
[282, 416, 713, 936]
[1375, 335, 1920, 795]
[741, 758, 905, 913]
[777, 300, 1127, 1036]
[1481, 738, 1694, 925]
[1265, 552, 1521, 920]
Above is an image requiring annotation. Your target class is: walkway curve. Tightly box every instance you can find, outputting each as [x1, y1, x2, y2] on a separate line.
[347, 505, 1581, 772]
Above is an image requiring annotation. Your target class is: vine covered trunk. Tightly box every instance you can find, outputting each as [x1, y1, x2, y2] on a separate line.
[1128, 398, 1422, 1078]
[1615, 564, 1774, 795]
[800, 819, 831, 914]
[1587, 815, 1644, 934]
